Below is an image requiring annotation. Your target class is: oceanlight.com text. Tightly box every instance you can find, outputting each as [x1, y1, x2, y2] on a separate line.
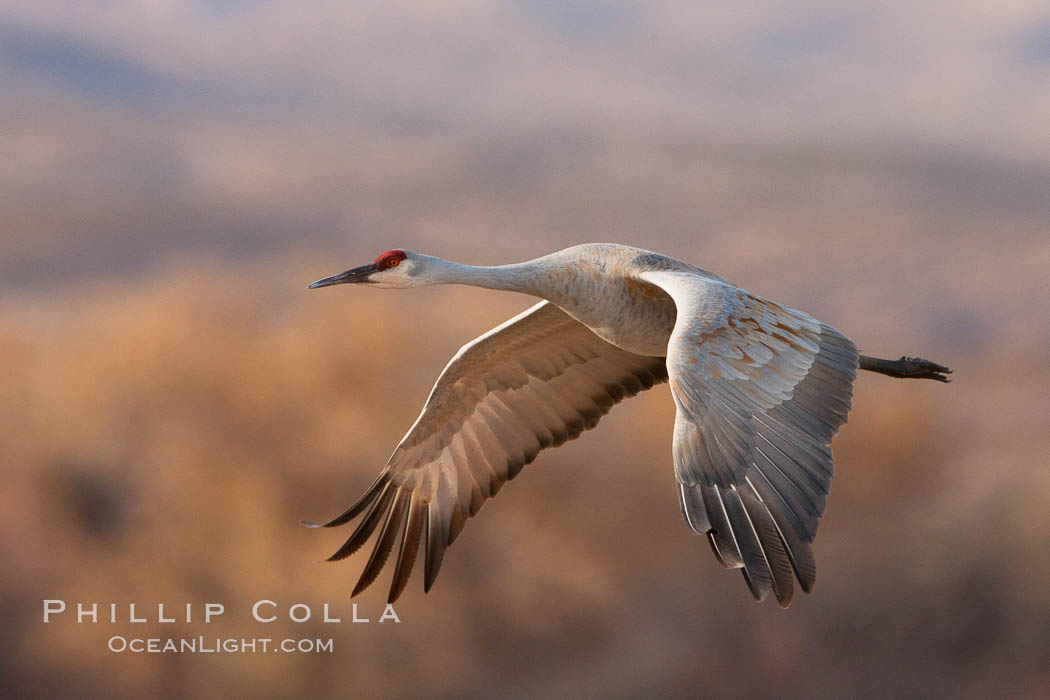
[107, 636, 334, 654]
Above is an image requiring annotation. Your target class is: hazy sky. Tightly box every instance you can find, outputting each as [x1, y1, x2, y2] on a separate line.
[1, 1, 1048, 291]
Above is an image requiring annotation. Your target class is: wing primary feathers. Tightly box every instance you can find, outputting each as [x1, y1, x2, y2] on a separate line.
[306, 473, 389, 528]
[739, 483, 795, 607]
[722, 485, 775, 601]
[700, 485, 744, 568]
[423, 501, 448, 593]
[388, 492, 426, 604]
[678, 483, 711, 534]
[324, 482, 395, 562]
[751, 443, 823, 533]
[352, 488, 410, 597]
[745, 474, 817, 592]
[447, 500, 468, 544]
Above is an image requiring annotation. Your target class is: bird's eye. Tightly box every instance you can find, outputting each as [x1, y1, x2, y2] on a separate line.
[388, 258, 399, 267]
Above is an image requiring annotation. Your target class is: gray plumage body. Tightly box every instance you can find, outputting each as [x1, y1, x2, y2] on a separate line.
[507, 244, 680, 356]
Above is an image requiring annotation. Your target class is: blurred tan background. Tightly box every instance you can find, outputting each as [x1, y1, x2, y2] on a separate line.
[2, 1, 1049, 698]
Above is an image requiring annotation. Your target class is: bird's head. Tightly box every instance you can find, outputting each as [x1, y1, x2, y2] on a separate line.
[308, 249, 433, 289]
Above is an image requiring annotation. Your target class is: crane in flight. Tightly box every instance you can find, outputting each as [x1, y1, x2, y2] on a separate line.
[304, 243, 951, 608]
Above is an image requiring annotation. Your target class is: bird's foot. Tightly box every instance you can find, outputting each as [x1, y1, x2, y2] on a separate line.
[858, 354, 953, 382]
[892, 357, 953, 382]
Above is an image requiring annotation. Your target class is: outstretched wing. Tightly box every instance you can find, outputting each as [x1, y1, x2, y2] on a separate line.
[638, 269, 858, 607]
[309, 301, 668, 602]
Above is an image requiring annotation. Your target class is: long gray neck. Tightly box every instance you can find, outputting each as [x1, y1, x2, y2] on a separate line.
[424, 255, 560, 298]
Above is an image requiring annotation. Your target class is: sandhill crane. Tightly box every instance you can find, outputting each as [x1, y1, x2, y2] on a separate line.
[305, 243, 950, 607]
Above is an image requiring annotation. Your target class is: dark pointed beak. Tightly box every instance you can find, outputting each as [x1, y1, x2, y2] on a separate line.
[308, 263, 378, 289]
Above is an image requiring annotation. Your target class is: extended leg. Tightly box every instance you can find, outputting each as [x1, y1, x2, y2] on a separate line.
[858, 355, 953, 382]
